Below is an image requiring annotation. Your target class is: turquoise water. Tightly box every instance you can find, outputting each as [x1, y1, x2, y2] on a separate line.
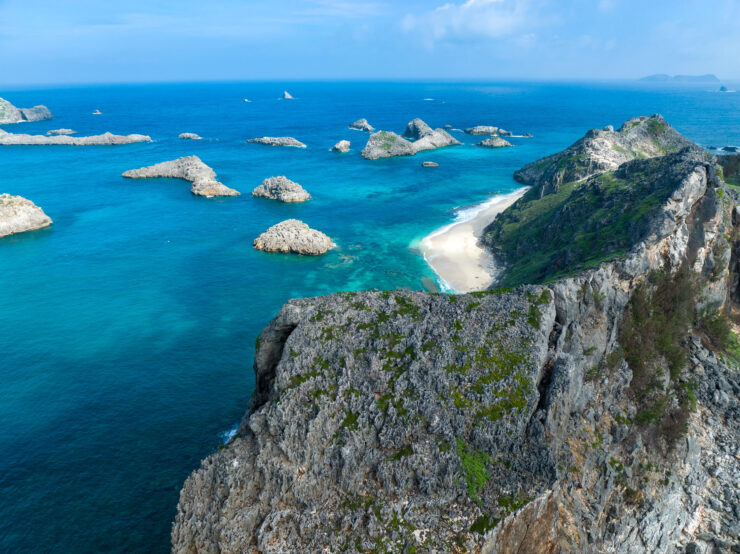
[1, 81, 739, 552]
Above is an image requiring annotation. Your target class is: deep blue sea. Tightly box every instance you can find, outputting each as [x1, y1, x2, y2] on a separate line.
[1, 81, 739, 553]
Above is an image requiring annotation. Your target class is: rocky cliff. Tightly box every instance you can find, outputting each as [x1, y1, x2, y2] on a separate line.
[173, 116, 739, 553]
[0, 97, 52, 124]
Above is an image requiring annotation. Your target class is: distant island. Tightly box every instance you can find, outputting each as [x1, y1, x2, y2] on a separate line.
[639, 73, 720, 83]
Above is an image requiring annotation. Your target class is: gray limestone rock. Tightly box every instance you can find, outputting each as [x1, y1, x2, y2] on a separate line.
[477, 137, 513, 148]
[0, 194, 52, 238]
[178, 133, 202, 140]
[45, 129, 76, 135]
[252, 176, 310, 203]
[349, 119, 374, 132]
[0, 130, 150, 146]
[122, 156, 240, 197]
[0, 97, 52, 124]
[247, 136, 306, 148]
[331, 140, 350, 152]
[361, 118, 461, 160]
[465, 125, 499, 135]
[253, 219, 334, 255]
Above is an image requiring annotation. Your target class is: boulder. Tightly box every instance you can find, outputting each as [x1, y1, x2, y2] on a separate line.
[0, 194, 52, 238]
[247, 137, 306, 148]
[252, 177, 310, 203]
[122, 156, 240, 197]
[331, 140, 350, 153]
[349, 119, 374, 133]
[253, 219, 334, 255]
[477, 137, 513, 148]
[0, 130, 151, 146]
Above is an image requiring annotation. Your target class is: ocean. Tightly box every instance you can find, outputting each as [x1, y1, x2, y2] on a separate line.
[1, 81, 738, 552]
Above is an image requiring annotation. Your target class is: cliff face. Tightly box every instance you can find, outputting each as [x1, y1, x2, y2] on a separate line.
[172, 117, 740, 553]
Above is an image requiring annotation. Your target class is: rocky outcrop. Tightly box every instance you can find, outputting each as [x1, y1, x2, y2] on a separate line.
[0, 97, 53, 124]
[349, 119, 374, 132]
[0, 194, 52, 238]
[361, 118, 461, 160]
[283, 91, 294, 100]
[253, 219, 334, 255]
[0, 130, 151, 146]
[252, 177, 310, 203]
[478, 137, 513, 148]
[331, 140, 350, 153]
[178, 133, 201, 140]
[122, 156, 240, 197]
[513, 114, 696, 197]
[422, 161, 439, 167]
[247, 137, 306, 148]
[173, 116, 739, 554]
[465, 125, 499, 135]
[46, 129, 75, 135]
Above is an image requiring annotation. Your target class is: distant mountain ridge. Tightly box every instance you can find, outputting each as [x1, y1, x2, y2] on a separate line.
[639, 73, 720, 83]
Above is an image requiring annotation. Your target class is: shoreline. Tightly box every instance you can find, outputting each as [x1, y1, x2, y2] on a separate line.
[420, 187, 528, 293]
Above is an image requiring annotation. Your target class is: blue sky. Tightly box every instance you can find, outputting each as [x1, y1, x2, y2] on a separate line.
[0, 0, 738, 84]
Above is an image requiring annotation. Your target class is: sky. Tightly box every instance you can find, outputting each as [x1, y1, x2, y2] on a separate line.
[0, 0, 738, 85]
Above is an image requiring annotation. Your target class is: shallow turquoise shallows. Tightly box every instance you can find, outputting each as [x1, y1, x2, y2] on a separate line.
[1, 81, 739, 553]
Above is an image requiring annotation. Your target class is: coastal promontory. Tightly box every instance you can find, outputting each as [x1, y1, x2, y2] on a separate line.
[247, 137, 306, 148]
[361, 118, 460, 160]
[0, 194, 52, 238]
[252, 176, 310, 203]
[122, 156, 240, 197]
[173, 114, 740, 554]
[0, 97, 53, 124]
[0, 130, 151, 146]
[253, 219, 334, 255]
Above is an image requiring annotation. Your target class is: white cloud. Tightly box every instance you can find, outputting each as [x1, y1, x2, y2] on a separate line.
[402, 0, 543, 45]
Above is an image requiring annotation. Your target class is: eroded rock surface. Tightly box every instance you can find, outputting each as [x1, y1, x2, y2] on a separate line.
[173, 116, 740, 554]
[46, 129, 75, 135]
[247, 136, 306, 148]
[253, 219, 334, 255]
[178, 133, 201, 140]
[252, 176, 310, 203]
[0, 97, 52, 124]
[122, 156, 240, 197]
[0, 130, 151, 146]
[0, 194, 52, 238]
[331, 140, 350, 152]
[361, 118, 461, 160]
[478, 137, 513, 148]
[349, 119, 374, 132]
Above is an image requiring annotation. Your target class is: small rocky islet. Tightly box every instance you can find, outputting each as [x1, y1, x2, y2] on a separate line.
[349, 118, 374, 132]
[178, 132, 202, 140]
[0, 194, 52, 238]
[360, 117, 461, 160]
[331, 140, 350, 152]
[122, 156, 240, 197]
[0, 130, 151, 146]
[252, 176, 310, 203]
[0, 97, 53, 124]
[247, 136, 307, 148]
[253, 219, 334, 255]
[477, 136, 513, 148]
[173, 114, 740, 554]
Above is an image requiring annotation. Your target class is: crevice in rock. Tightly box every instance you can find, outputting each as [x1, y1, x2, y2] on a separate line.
[251, 322, 298, 412]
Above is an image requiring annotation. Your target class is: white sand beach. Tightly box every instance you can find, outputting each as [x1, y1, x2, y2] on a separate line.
[420, 188, 528, 293]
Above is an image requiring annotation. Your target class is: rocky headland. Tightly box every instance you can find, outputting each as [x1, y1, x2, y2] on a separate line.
[477, 137, 513, 148]
[122, 156, 240, 197]
[361, 118, 461, 160]
[173, 115, 740, 554]
[178, 133, 202, 140]
[252, 176, 310, 203]
[0, 130, 151, 146]
[247, 137, 306, 148]
[253, 219, 334, 255]
[0, 194, 52, 238]
[331, 140, 350, 152]
[0, 97, 53, 124]
[350, 119, 375, 132]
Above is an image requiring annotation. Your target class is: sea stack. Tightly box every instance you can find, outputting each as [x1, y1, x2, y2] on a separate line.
[178, 133, 202, 140]
[283, 91, 294, 100]
[349, 119, 374, 133]
[0, 97, 53, 124]
[252, 176, 310, 203]
[0, 130, 151, 146]
[361, 118, 460, 160]
[0, 194, 52, 238]
[122, 156, 240, 197]
[331, 140, 350, 152]
[477, 137, 513, 148]
[247, 137, 307, 148]
[253, 219, 334, 255]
